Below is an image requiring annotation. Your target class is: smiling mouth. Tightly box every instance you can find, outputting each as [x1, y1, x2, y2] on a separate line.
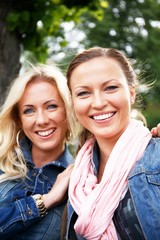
[37, 129, 55, 137]
[91, 112, 115, 120]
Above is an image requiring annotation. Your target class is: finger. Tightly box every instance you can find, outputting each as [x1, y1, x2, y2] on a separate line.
[157, 123, 160, 136]
[151, 127, 157, 136]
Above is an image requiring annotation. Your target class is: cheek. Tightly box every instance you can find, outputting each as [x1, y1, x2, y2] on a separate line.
[54, 111, 67, 129]
[113, 92, 131, 107]
[73, 105, 88, 127]
[73, 101, 84, 118]
[62, 122, 68, 133]
[20, 117, 35, 132]
[118, 98, 132, 116]
[20, 118, 29, 129]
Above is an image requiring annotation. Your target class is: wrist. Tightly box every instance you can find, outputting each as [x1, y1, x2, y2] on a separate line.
[32, 194, 48, 217]
[42, 193, 56, 209]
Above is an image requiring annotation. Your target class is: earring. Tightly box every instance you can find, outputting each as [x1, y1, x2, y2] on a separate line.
[66, 130, 72, 141]
[16, 129, 22, 147]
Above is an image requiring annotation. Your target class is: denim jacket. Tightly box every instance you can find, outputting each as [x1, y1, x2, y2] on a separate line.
[66, 138, 160, 240]
[0, 137, 74, 240]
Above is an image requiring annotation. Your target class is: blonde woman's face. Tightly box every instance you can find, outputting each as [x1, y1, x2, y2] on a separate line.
[18, 79, 67, 157]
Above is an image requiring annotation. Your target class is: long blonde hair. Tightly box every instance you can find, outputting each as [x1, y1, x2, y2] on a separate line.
[0, 63, 79, 182]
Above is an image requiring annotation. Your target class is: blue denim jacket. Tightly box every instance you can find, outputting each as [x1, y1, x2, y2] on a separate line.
[0, 137, 74, 240]
[66, 138, 160, 240]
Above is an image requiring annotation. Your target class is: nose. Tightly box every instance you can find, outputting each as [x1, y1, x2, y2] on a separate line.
[36, 110, 49, 126]
[91, 92, 107, 109]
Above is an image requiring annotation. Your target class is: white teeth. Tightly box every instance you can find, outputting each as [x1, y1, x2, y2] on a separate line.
[93, 113, 113, 120]
[37, 129, 54, 136]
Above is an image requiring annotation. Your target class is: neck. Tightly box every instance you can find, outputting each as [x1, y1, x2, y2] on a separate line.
[32, 144, 65, 168]
[97, 137, 116, 159]
[96, 138, 117, 182]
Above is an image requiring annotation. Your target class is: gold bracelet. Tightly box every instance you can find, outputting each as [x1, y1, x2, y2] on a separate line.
[32, 194, 48, 217]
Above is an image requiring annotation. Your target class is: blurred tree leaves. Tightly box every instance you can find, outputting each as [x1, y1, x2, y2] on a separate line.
[6, 0, 104, 61]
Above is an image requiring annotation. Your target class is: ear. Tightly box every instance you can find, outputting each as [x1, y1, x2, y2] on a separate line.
[130, 86, 136, 104]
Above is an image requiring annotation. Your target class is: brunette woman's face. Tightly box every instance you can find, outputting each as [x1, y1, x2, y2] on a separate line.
[18, 78, 67, 155]
[70, 57, 135, 142]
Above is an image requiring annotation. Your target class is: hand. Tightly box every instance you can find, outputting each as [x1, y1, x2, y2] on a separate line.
[42, 164, 74, 209]
[151, 123, 160, 137]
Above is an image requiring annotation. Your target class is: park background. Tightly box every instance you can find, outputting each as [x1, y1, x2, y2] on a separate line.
[0, 0, 160, 129]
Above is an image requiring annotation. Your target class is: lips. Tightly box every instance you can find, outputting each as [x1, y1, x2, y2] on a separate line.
[91, 112, 115, 120]
[37, 129, 55, 137]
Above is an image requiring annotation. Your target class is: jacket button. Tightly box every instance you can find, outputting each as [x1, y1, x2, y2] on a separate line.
[27, 207, 32, 215]
[33, 171, 37, 176]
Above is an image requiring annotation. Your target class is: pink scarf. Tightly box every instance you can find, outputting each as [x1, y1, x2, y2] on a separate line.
[69, 119, 152, 240]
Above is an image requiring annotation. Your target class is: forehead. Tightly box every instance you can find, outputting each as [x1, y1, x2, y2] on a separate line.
[19, 78, 63, 104]
[70, 57, 125, 83]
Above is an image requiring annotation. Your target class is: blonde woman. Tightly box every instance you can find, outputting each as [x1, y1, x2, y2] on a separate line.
[0, 64, 78, 239]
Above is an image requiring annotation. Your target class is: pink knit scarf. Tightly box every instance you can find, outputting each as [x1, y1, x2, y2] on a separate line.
[69, 119, 152, 240]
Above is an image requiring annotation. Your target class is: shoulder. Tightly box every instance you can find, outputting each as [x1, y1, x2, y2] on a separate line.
[129, 138, 160, 177]
[141, 137, 160, 169]
[60, 145, 74, 166]
[144, 137, 160, 153]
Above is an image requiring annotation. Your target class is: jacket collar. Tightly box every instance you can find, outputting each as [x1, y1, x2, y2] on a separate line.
[20, 136, 74, 169]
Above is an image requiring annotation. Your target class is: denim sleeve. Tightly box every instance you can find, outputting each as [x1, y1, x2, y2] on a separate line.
[0, 188, 40, 238]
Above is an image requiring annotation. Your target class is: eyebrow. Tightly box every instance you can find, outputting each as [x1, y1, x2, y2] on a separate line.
[74, 79, 118, 89]
[23, 99, 58, 107]
[22, 104, 33, 108]
[44, 99, 58, 104]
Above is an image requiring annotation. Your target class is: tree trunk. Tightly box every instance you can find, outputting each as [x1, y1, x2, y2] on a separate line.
[0, 0, 21, 106]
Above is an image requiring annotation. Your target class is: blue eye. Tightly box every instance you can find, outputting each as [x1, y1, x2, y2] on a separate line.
[23, 108, 34, 114]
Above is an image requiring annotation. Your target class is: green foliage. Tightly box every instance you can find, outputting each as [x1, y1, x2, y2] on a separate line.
[7, 11, 30, 32]
[6, 0, 104, 61]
